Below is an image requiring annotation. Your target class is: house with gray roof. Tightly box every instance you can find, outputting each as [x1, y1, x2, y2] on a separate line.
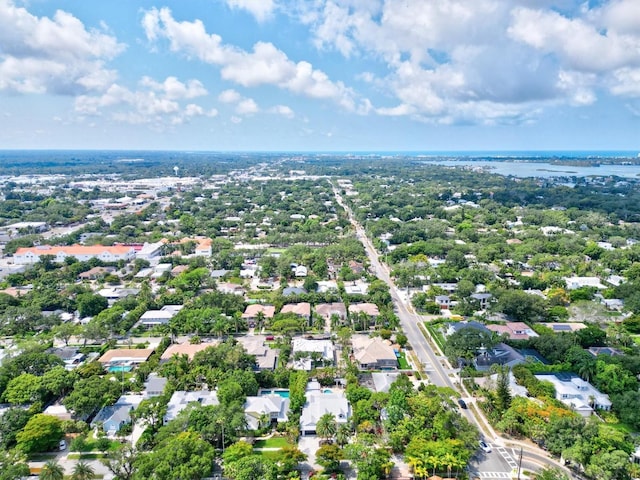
[164, 389, 219, 424]
[300, 381, 350, 436]
[92, 394, 144, 435]
[244, 394, 289, 430]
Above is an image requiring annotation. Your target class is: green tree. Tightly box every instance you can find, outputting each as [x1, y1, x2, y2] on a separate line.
[534, 467, 570, 480]
[315, 413, 338, 441]
[134, 431, 215, 480]
[444, 327, 498, 363]
[222, 441, 254, 464]
[101, 445, 138, 480]
[495, 366, 512, 413]
[3, 373, 42, 404]
[0, 450, 30, 480]
[52, 322, 82, 346]
[71, 461, 96, 480]
[316, 443, 343, 474]
[0, 407, 32, 448]
[63, 376, 121, 418]
[225, 455, 277, 480]
[39, 460, 64, 480]
[76, 292, 108, 318]
[16, 414, 63, 454]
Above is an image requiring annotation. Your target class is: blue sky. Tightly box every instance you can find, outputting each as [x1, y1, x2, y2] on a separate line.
[0, 0, 638, 151]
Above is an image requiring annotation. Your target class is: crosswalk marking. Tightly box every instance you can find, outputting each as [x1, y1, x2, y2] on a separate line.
[476, 472, 512, 478]
[496, 446, 519, 470]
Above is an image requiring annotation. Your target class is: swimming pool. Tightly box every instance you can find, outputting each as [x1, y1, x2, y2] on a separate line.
[108, 365, 133, 373]
[260, 389, 290, 398]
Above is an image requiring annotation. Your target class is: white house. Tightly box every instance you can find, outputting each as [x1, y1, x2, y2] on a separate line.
[244, 394, 289, 430]
[300, 381, 350, 436]
[563, 276, 606, 290]
[139, 305, 183, 329]
[291, 338, 335, 371]
[164, 390, 219, 424]
[14, 244, 135, 265]
[534, 373, 611, 416]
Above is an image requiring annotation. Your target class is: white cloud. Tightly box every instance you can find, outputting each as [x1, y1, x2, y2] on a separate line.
[236, 98, 259, 115]
[0, 0, 125, 94]
[218, 89, 242, 103]
[225, 0, 276, 23]
[291, 0, 640, 124]
[271, 105, 295, 118]
[508, 7, 640, 73]
[74, 76, 215, 127]
[142, 7, 365, 111]
[140, 76, 208, 99]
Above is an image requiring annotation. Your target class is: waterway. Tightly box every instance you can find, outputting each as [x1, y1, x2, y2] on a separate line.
[424, 160, 640, 179]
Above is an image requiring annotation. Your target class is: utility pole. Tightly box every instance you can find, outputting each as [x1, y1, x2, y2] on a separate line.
[517, 446, 523, 480]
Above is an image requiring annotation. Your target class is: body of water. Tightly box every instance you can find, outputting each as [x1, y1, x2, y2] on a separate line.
[425, 160, 640, 179]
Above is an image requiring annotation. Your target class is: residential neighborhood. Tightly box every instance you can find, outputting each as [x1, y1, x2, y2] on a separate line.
[1, 153, 640, 480]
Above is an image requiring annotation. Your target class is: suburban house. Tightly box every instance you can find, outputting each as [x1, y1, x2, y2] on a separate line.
[443, 320, 490, 338]
[300, 380, 350, 436]
[539, 322, 587, 333]
[194, 237, 212, 256]
[92, 394, 144, 435]
[97, 287, 140, 304]
[371, 372, 401, 393]
[563, 276, 606, 290]
[283, 286, 306, 296]
[470, 293, 493, 309]
[98, 348, 154, 369]
[534, 373, 612, 416]
[236, 336, 279, 370]
[588, 346, 623, 356]
[244, 394, 289, 430]
[241, 304, 276, 327]
[348, 303, 380, 319]
[485, 322, 539, 340]
[351, 335, 398, 370]
[217, 282, 246, 295]
[280, 303, 311, 324]
[77, 266, 116, 281]
[474, 343, 527, 371]
[315, 303, 347, 323]
[164, 390, 219, 424]
[291, 338, 335, 371]
[144, 374, 168, 397]
[435, 295, 452, 309]
[139, 305, 184, 329]
[14, 244, 135, 265]
[160, 341, 219, 364]
[293, 265, 308, 277]
[47, 347, 86, 371]
[344, 282, 369, 295]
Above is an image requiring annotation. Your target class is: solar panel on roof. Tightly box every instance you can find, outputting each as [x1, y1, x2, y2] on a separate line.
[553, 325, 571, 331]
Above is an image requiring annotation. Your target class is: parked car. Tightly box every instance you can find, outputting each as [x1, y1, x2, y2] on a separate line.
[479, 440, 492, 453]
[59, 439, 67, 451]
[457, 398, 467, 409]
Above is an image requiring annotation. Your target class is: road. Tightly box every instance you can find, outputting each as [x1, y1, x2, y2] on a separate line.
[332, 184, 573, 479]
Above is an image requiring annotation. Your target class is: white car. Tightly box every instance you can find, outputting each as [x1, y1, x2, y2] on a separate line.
[479, 440, 492, 453]
[59, 439, 67, 451]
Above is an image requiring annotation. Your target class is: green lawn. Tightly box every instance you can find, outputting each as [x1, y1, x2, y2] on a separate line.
[397, 351, 411, 369]
[253, 437, 291, 449]
[423, 322, 446, 351]
[256, 450, 284, 461]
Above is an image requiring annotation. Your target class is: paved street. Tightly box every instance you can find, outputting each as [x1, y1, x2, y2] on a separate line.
[333, 187, 564, 478]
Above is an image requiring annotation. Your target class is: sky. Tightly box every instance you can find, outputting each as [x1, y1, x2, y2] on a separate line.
[0, 0, 639, 152]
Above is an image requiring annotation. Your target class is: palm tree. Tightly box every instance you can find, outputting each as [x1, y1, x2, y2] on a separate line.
[315, 413, 337, 441]
[335, 423, 351, 447]
[72, 461, 96, 480]
[40, 460, 64, 480]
